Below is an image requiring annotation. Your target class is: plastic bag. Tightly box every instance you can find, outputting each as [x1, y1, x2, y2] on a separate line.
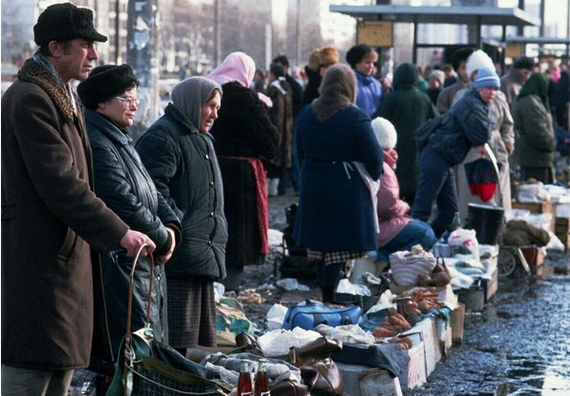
[447, 228, 479, 260]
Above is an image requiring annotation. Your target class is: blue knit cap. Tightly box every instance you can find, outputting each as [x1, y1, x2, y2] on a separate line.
[474, 67, 500, 89]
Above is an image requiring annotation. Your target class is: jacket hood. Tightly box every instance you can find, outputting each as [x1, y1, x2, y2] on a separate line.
[393, 62, 419, 90]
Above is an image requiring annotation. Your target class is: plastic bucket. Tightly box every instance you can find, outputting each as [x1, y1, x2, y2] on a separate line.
[467, 203, 505, 245]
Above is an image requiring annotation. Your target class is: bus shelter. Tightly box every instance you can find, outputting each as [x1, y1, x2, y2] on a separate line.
[330, 4, 539, 65]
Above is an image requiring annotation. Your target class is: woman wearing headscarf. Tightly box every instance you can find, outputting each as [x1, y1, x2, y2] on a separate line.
[76, 64, 182, 361]
[207, 52, 280, 292]
[373, 62, 438, 206]
[512, 72, 556, 184]
[136, 77, 227, 354]
[293, 64, 384, 302]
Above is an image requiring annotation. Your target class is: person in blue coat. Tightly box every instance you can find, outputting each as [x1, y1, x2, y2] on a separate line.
[411, 67, 498, 237]
[346, 44, 388, 117]
[293, 64, 384, 302]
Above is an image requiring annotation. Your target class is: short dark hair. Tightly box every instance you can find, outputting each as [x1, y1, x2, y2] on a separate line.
[270, 64, 285, 78]
[451, 48, 474, 72]
[272, 55, 290, 68]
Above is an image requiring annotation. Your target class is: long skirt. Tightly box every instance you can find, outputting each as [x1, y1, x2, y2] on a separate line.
[167, 277, 216, 348]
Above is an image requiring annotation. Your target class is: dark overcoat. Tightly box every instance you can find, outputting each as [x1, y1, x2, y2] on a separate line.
[293, 105, 383, 252]
[85, 109, 181, 357]
[136, 104, 227, 279]
[1, 59, 128, 369]
[374, 62, 438, 199]
[209, 82, 279, 267]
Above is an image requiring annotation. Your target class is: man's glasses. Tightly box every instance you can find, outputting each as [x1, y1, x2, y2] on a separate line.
[115, 96, 140, 108]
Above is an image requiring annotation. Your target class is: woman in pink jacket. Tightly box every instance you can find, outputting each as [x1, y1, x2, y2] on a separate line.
[372, 117, 437, 263]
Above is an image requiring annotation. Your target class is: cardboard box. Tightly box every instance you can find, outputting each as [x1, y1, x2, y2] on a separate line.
[337, 363, 403, 396]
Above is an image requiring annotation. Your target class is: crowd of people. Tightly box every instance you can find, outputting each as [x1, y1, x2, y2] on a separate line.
[2, 3, 570, 396]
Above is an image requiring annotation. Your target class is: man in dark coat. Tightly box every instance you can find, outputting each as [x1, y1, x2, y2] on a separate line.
[374, 62, 438, 206]
[1, 4, 154, 395]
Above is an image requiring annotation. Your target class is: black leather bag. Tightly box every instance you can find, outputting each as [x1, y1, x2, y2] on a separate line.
[415, 116, 443, 151]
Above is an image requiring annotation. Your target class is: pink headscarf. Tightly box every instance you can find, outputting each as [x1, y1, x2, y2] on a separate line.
[208, 52, 256, 88]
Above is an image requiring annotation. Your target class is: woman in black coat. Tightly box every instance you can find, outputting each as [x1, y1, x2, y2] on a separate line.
[208, 52, 280, 291]
[136, 76, 227, 353]
[77, 65, 181, 361]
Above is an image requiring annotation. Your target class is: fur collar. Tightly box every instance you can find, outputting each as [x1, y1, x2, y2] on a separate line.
[17, 59, 75, 124]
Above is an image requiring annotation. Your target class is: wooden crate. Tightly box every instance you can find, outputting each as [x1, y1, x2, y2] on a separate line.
[450, 303, 465, 345]
[555, 217, 570, 250]
[512, 200, 553, 214]
[512, 200, 555, 231]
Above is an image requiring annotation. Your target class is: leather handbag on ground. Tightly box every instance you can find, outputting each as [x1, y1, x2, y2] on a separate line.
[281, 299, 362, 330]
[106, 246, 233, 396]
[288, 337, 344, 396]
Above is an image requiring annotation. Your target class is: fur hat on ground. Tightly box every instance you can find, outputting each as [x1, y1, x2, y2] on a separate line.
[346, 44, 378, 69]
[319, 46, 340, 67]
[513, 56, 536, 71]
[77, 64, 139, 110]
[466, 50, 495, 79]
[474, 67, 500, 90]
[371, 117, 397, 150]
[34, 3, 107, 46]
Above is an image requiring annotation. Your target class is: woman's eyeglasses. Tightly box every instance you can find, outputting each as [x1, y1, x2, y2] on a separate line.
[115, 96, 140, 108]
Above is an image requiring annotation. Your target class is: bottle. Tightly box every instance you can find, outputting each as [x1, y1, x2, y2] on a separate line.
[450, 211, 462, 231]
[237, 361, 253, 396]
[255, 360, 270, 396]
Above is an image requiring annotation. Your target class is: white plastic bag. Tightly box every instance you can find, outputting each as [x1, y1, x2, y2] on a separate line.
[448, 228, 480, 260]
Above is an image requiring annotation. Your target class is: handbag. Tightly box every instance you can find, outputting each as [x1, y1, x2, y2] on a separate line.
[281, 299, 362, 330]
[415, 116, 443, 151]
[106, 245, 233, 396]
[288, 337, 344, 396]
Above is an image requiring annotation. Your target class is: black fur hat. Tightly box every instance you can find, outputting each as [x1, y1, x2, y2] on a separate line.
[346, 44, 377, 69]
[77, 65, 139, 110]
[34, 3, 107, 46]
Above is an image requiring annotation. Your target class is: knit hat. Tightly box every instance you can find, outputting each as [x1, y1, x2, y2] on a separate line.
[466, 50, 494, 78]
[77, 65, 139, 110]
[513, 56, 535, 71]
[319, 46, 340, 67]
[34, 3, 107, 46]
[346, 44, 377, 69]
[474, 67, 500, 90]
[371, 117, 397, 150]
[429, 70, 445, 86]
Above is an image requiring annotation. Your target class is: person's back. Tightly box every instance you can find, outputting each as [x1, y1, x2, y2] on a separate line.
[374, 62, 438, 204]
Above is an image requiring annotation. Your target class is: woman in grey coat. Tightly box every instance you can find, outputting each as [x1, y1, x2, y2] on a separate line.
[512, 72, 556, 184]
[137, 77, 227, 354]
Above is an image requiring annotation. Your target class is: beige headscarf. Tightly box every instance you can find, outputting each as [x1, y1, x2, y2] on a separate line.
[312, 63, 357, 122]
[170, 76, 222, 129]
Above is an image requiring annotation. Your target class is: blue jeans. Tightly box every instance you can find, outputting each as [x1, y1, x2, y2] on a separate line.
[377, 220, 437, 262]
[411, 146, 458, 238]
